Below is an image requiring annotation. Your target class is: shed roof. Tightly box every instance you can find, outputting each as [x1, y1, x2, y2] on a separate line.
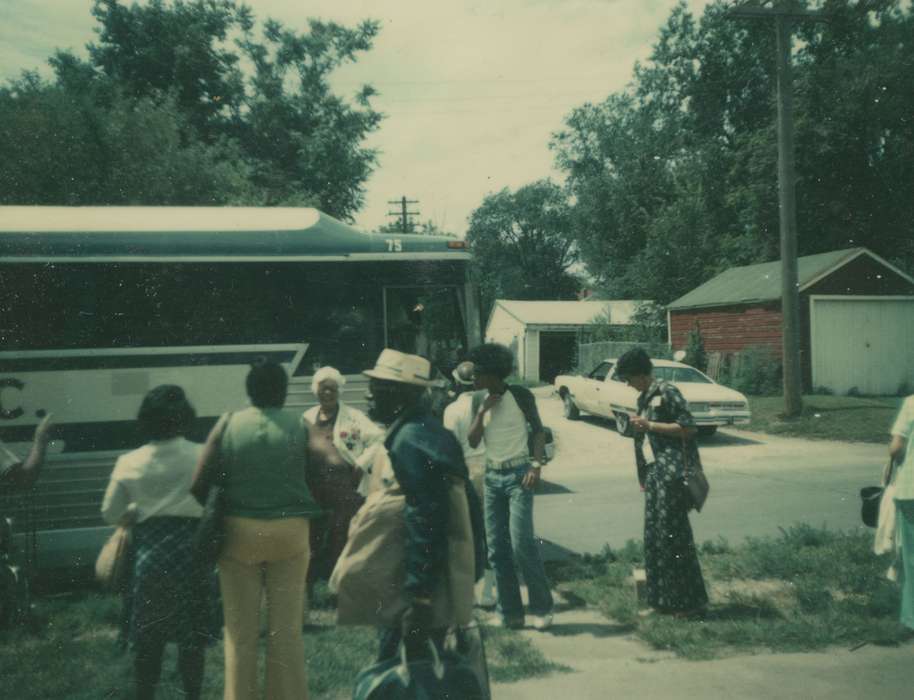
[667, 248, 913, 310]
[493, 299, 645, 327]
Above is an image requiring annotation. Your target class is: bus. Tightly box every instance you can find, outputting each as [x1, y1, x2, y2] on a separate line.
[0, 207, 480, 575]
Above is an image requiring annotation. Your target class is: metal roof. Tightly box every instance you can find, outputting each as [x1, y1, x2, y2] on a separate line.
[666, 248, 902, 310]
[493, 299, 646, 327]
[0, 206, 469, 262]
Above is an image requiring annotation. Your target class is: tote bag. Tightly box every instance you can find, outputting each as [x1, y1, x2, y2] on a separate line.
[330, 468, 475, 628]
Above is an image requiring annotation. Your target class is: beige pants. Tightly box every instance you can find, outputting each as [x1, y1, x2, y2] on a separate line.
[219, 516, 311, 700]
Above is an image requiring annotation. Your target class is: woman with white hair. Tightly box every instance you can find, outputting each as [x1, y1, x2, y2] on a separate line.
[302, 366, 384, 586]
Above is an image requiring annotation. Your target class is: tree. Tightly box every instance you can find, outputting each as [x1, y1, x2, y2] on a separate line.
[551, 0, 914, 304]
[0, 0, 382, 217]
[0, 75, 253, 205]
[466, 180, 580, 317]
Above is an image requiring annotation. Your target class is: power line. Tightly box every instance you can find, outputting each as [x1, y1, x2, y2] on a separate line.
[386, 196, 420, 232]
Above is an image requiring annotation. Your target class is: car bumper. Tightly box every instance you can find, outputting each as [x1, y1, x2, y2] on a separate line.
[693, 414, 751, 426]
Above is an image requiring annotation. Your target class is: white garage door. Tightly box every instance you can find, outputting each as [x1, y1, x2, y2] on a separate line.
[811, 296, 914, 395]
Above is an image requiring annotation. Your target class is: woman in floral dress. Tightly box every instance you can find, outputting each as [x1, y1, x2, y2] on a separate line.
[616, 347, 708, 617]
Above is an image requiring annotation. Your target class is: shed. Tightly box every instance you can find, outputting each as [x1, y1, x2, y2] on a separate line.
[485, 299, 644, 383]
[667, 248, 914, 394]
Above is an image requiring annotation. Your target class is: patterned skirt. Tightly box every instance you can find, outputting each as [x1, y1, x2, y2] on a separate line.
[129, 516, 210, 648]
[643, 467, 708, 613]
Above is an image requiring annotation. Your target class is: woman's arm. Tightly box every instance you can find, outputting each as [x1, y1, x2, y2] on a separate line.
[16, 415, 54, 489]
[890, 434, 906, 462]
[190, 415, 228, 504]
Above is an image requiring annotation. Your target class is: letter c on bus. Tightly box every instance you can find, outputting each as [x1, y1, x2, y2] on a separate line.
[0, 378, 25, 420]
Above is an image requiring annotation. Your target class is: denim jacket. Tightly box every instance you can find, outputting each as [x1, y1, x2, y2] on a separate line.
[386, 407, 486, 598]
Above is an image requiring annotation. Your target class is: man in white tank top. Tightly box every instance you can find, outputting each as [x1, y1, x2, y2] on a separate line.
[467, 344, 553, 630]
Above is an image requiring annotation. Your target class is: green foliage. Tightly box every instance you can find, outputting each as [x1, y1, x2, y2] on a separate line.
[466, 180, 580, 318]
[551, 0, 914, 304]
[742, 394, 902, 443]
[718, 345, 782, 396]
[552, 524, 910, 660]
[0, 594, 562, 697]
[0, 0, 381, 217]
[682, 322, 708, 373]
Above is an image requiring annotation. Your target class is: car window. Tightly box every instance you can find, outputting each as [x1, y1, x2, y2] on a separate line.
[589, 361, 611, 382]
[655, 366, 713, 384]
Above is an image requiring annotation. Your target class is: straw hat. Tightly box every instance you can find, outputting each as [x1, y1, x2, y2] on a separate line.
[363, 349, 435, 387]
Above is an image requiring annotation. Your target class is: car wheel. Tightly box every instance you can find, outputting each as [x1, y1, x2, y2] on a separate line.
[697, 426, 718, 438]
[614, 411, 630, 436]
[562, 393, 580, 420]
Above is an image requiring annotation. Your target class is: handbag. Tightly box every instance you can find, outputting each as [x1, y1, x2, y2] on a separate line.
[353, 637, 485, 700]
[331, 450, 476, 628]
[681, 435, 709, 512]
[95, 526, 131, 590]
[861, 457, 896, 529]
[191, 413, 232, 566]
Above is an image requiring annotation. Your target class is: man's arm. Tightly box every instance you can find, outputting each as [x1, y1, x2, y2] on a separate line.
[468, 393, 499, 448]
[390, 430, 451, 600]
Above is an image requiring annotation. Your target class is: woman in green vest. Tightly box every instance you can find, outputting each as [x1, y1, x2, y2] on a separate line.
[206, 359, 321, 700]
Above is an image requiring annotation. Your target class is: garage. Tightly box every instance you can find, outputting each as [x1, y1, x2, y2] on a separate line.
[810, 296, 914, 395]
[668, 247, 914, 393]
[485, 299, 646, 383]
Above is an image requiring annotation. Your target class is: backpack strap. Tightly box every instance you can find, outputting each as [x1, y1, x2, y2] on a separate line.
[506, 385, 543, 435]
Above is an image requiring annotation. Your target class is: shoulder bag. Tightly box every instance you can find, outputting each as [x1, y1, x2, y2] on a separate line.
[95, 525, 132, 590]
[861, 457, 896, 529]
[681, 434, 709, 512]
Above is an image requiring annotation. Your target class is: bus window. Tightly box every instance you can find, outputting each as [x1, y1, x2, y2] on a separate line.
[385, 286, 467, 373]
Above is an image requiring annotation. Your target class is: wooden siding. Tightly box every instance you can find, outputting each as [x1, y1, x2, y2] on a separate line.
[670, 303, 783, 354]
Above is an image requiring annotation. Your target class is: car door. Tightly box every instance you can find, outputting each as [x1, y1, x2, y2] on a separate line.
[602, 365, 638, 417]
[577, 361, 611, 412]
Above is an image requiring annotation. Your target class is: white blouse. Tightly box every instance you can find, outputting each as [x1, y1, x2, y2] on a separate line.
[101, 437, 204, 524]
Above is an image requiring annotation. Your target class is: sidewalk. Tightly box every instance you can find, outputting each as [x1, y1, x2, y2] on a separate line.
[490, 598, 914, 700]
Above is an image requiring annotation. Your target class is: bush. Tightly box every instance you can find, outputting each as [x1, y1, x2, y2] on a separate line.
[683, 322, 708, 373]
[720, 345, 782, 396]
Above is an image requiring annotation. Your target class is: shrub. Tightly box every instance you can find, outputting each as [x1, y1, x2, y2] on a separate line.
[898, 381, 911, 397]
[683, 322, 708, 373]
[722, 345, 782, 396]
[795, 580, 833, 614]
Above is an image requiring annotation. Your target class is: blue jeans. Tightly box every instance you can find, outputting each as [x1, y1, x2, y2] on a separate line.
[484, 464, 554, 621]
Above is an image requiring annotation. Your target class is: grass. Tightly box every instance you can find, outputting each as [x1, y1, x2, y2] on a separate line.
[738, 395, 902, 443]
[0, 585, 563, 699]
[547, 524, 912, 660]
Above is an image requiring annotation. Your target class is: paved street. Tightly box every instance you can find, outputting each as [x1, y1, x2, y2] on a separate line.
[531, 387, 887, 557]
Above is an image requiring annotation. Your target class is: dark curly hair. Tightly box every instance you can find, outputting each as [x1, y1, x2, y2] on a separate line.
[246, 358, 288, 408]
[615, 347, 653, 379]
[137, 385, 196, 441]
[468, 343, 514, 380]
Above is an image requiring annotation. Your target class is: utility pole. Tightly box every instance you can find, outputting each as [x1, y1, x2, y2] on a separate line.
[727, 1, 829, 417]
[386, 196, 419, 233]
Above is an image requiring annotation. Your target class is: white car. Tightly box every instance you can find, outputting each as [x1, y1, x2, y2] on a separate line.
[554, 358, 751, 437]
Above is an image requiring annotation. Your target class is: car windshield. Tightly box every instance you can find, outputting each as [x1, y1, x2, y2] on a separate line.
[654, 366, 713, 384]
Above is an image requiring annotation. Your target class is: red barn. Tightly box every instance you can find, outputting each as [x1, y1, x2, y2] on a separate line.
[667, 248, 914, 394]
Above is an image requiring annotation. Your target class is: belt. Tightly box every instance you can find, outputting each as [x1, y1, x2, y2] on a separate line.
[486, 455, 530, 471]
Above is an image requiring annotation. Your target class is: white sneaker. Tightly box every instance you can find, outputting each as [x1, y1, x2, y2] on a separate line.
[531, 613, 553, 631]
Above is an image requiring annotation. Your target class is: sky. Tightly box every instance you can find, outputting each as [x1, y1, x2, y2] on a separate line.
[0, 0, 716, 236]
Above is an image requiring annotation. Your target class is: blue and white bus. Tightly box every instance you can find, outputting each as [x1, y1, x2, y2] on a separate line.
[0, 206, 480, 575]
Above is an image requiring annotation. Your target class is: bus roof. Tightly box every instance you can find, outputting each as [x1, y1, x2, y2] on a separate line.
[0, 206, 470, 262]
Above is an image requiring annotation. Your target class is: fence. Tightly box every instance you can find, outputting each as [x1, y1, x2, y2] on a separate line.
[577, 341, 671, 373]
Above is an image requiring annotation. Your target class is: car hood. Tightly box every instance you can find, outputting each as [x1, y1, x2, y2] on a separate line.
[675, 383, 748, 404]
